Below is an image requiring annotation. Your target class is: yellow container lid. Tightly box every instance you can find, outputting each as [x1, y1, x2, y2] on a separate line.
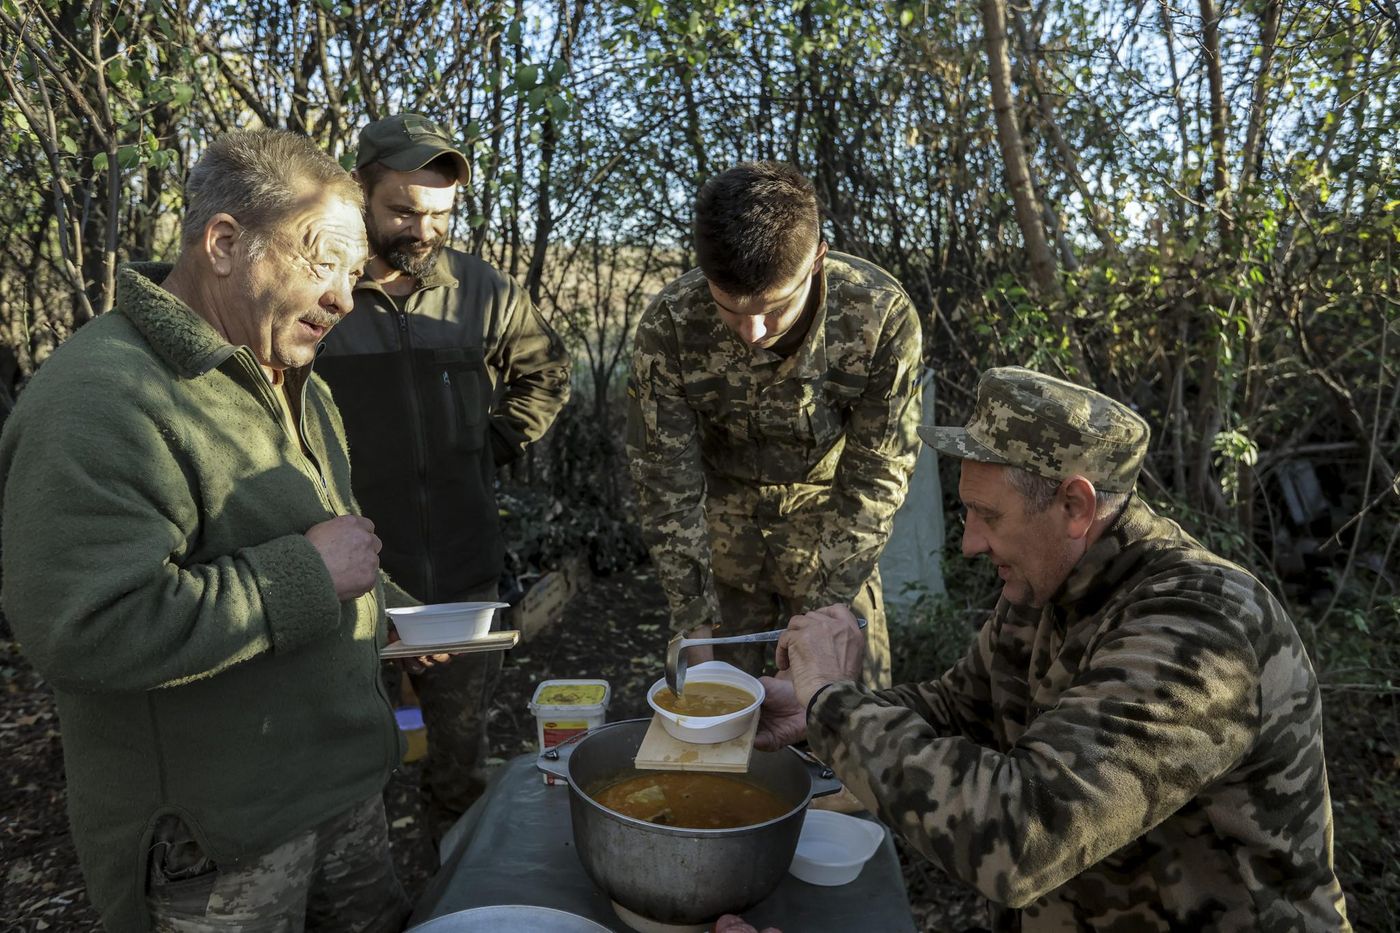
[530, 679, 610, 711]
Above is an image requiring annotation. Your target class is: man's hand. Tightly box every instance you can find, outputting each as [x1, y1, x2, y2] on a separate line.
[775, 604, 866, 707]
[755, 675, 808, 751]
[400, 652, 453, 675]
[715, 914, 781, 933]
[305, 515, 381, 601]
[382, 625, 452, 675]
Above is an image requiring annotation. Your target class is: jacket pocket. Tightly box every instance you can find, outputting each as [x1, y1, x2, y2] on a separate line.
[426, 347, 488, 453]
[146, 814, 218, 912]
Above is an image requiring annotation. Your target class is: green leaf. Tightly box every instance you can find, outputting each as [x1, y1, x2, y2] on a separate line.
[107, 59, 128, 85]
[60, 135, 79, 155]
[171, 82, 194, 107]
[92, 151, 109, 171]
[117, 144, 142, 169]
[899, 7, 914, 27]
[515, 64, 538, 90]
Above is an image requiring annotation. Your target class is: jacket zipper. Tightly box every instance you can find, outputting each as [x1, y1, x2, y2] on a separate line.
[238, 351, 398, 772]
[293, 367, 328, 490]
[239, 353, 331, 507]
[394, 303, 436, 599]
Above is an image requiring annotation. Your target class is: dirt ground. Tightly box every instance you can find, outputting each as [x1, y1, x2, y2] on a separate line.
[2, 565, 1393, 930]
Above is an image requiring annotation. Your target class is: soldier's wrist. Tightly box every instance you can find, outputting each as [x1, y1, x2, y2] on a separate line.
[804, 681, 838, 722]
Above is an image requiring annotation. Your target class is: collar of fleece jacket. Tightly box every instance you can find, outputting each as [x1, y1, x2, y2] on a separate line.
[117, 262, 243, 378]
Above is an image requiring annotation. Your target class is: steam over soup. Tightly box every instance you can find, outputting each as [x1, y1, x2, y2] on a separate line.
[652, 681, 754, 717]
[590, 772, 790, 828]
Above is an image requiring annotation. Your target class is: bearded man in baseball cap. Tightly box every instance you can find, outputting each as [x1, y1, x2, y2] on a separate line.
[756, 367, 1350, 932]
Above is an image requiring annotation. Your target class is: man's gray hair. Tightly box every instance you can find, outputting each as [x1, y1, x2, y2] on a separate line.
[181, 129, 362, 258]
[1004, 466, 1130, 521]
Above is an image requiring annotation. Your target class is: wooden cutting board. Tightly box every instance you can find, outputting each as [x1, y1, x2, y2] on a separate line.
[378, 630, 519, 660]
[632, 712, 758, 773]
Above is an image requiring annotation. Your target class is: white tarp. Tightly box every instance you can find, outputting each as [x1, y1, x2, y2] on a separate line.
[879, 368, 945, 606]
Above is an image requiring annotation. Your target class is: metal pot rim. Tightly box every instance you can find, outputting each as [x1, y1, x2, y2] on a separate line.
[560, 719, 818, 835]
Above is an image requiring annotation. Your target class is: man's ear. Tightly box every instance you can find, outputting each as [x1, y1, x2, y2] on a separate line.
[1061, 475, 1098, 540]
[203, 213, 241, 277]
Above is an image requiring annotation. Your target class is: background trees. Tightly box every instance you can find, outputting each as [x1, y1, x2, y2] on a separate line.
[3, 0, 1396, 922]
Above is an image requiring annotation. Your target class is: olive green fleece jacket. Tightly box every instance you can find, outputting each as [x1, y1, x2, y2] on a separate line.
[0, 264, 404, 932]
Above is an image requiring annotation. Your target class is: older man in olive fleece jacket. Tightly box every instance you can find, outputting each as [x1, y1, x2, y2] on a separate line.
[1, 131, 412, 933]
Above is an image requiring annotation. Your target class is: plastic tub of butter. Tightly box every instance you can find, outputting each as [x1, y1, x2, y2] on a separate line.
[529, 679, 611, 784]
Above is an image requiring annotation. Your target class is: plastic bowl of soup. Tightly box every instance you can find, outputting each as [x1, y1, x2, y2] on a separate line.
[646, 661, 765, 744]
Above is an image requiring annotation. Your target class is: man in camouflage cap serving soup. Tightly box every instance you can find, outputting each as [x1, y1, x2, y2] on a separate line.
[758, 367, 1351, 931]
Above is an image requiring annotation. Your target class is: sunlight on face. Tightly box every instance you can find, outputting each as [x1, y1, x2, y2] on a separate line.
[957, 460, 1081, 608]
[364, 167, 457, 278]
[239, 193, 368, 371]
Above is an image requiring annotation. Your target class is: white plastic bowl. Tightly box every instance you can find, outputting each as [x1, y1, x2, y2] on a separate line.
[788, 810, 886, 886]
[646, 661, 765, 744]
[386, 601, 508, 647]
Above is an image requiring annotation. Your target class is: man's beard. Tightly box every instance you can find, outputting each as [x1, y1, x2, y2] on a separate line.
[371, 228, 445, 279]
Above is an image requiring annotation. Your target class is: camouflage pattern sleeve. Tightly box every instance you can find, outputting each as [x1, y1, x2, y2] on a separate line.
[803, 294, 922, 608]
[486, 280, 572, 465]
[807, 592, 1259, 908]
[877, 608, 1000, 746]
[625, 294, 722, 634]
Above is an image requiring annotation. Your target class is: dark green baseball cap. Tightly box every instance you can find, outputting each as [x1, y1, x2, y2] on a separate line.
[355, 113, 470, 184]
[919, 366, 1150, 492]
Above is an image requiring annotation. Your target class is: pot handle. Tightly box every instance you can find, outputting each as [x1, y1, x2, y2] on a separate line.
[790, 745, 844, 798]
[535, 719, 641, 780]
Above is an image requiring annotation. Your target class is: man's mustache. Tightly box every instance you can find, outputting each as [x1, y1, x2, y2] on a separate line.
[302, 312, 340, 329]
[387, 234, 443, 253]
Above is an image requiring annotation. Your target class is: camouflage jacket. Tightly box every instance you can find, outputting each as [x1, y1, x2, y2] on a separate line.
[807, 497, 1350, 931]
[626, 253, 922, 633]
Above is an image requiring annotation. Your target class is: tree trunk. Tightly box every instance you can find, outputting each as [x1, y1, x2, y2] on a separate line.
[980, 0, 1056, 294]
[1198, 0, 1232, 242]
[1238, 0, 1282, 195]
[978, 0, 1088, 377]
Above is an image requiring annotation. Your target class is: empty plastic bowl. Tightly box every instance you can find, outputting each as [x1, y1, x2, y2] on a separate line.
[646, 661, 765, 744]
[386, 601, 508, 647]
[788, 810, 886, 886]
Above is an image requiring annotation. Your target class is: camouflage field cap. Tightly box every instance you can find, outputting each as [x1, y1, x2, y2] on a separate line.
[918, 366, 1150, 492]
[355, 113, 470, 184]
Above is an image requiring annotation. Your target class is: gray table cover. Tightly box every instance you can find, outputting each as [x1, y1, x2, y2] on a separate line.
[408, 754, 917, 931]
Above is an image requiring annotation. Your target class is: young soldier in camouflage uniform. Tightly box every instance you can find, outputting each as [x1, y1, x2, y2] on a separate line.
[626, 162, 922, 687]
[759, 367, 1351, 931]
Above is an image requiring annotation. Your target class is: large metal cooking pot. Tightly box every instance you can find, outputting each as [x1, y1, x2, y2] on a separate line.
[536, 719, 843, 926]
[410, 905, 612, 931]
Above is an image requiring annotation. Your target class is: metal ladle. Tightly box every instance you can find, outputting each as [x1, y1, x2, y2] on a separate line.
[664, 618, 867, 696]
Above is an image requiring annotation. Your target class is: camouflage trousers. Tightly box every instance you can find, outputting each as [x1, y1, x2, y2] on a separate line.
[144, 794, 410, 933]
[712, 561, 891, 689]
[395, 581, 502, 839]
